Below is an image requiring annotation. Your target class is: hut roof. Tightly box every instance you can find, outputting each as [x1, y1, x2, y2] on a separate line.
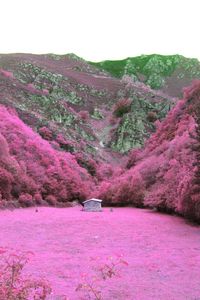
[83, 198, 102, 204]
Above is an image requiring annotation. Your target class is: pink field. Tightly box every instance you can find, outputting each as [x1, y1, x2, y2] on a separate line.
[0, 207, 200, 300]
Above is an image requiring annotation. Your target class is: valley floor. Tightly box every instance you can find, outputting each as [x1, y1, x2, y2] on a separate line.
[0, 207, 200, 300]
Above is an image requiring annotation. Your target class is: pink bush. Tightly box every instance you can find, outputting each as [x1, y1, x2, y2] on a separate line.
[75, 153, 98, 176]
[0, 168, 14, 200]
[56, 134, 75, 152]
[147, 111, 158, 122]
[79, 110, 90, 122]
[0, 105, 93, 206]
[38, 126, 53, 140]
[112, 98, 132, 117]
[126, 148, 142, 169]
[42, 88, 49, 95]
[34, 193, 43, 205]
[19, 193, 34, 207]
[98, 170, 145, 207]
[0, 69, 14, 79]
[138, 108, 196, 215]
[96, 163, 115, 181]
[76, 255, 128, 300]
[45, 195, 57, 206]
[109, 115, 119, 125]
[183, 79, 200, 101]
[26, 83, 38, 93]
[0, 248, 52, 299]
[97, 81, 200, 222]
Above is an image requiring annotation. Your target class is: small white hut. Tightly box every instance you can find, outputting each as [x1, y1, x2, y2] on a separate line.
[82, 198, 102, 212]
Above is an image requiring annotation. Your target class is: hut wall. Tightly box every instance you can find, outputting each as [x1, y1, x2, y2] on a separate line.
[84, 201, 102, 212]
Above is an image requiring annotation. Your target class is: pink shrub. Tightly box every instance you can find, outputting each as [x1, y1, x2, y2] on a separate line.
[38, 126, 53, 140]
[109, 115, 119, 126]
[0, 69, 14, 79]
[45, 195, 57, 206]
[126, 148, 142, 169]
[50, 140, 60, 150]
[19, 193, 34, 207]
[75, 153, 98, 176]
[183, 79, 200, 101]
[98, 170, 145, 207]
[0, 132, 10, 157]
[96, 163, 114, 181]
[141, 110, 196, 214]
[56, 134, 75, 152]
[0, 248, 52, 299]
[178, 81, 200, 221]
[115, 171, 145, 206]
[0, 168, 14, 200]
[34, 193, 43, 205]
[79, 110, 89, 122]
[42, 88, 49, 95]
[76, 255, 128, 300]
[26, 83, 37, 92]
[97, 81, 200, 222]
[147, 111, 158, 122]
[0, 105, 93, 206]
[112, 98, 132, 117]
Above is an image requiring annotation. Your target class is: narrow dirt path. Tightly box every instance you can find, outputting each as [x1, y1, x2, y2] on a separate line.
[0, 207, 199, 300]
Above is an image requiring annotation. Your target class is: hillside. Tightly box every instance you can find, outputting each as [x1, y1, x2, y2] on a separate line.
[89, 54, 200, 97]
[1, 53, 200, 222]
[0, 104, 94, 207]
[0, 53, 175, 157]
[97, 81, 200, 223]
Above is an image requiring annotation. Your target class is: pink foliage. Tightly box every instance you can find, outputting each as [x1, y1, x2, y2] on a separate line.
[139, 109, 196, 214]
[19, 193, 34, 207]
[0, 168, 14, 200]
[0, 105, 93, 206]
[78, 110, 90, 122]
[112, 98, 132, 117]
[0, 69, 14, 79]
[97, 170, 145, 207]
[75, 152, 98, 176]
[34, 193, 43, 205]
[109, 115, 119, 125]
[38, 126, 53, 140]
[126, 148, 142, 169]
[45, 195, 57, 206]
[97, 81, 200, 222]
[96, 163, 123, 181]
[26, 83, 37, 92]
[76, 255, 128, 300]
[0, 248, 52, 299]
[146, 111, 158, 122]
[56, 134, 75, 152]
[183, 79, 200, 100]
[42, 88, 49, 95]
[26, 84, 50, 95]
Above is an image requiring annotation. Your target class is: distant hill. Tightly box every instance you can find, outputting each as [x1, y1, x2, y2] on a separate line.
[89, 54, 200, 97]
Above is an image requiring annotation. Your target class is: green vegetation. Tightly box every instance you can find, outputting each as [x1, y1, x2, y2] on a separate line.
[89, 54, 200, 89]
[23, 94, 77, 126]
[3, 52, 199, 164]
[15, 63, 65, 87]
[15, 63, 83, 104]
[89, 54, 181, 78]
[91, 108, 104, 120]
[110, 94, 172, 153]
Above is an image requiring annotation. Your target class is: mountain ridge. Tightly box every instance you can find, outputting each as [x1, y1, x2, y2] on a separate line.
[0, 52, 200, 222]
